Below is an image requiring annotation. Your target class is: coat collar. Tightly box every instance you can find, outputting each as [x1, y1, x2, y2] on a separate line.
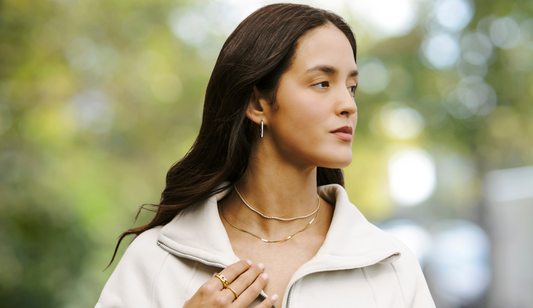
[157, 184, 401, 271]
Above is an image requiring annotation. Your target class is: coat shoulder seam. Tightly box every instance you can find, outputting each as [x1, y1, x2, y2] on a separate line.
[361, 267, 379, 308]
[149, 251, 171, 308]
[391, 262, 407, 307]
[185, 261, 201, 302]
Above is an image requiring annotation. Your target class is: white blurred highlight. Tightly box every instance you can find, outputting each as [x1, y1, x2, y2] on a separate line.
[422, 33, 461, 69]
[490, 17, 522, 49]
[168, 10, 208, 46]
[484, 166, 533, 202]
[428, 220, 491, 305]
[381, 103, 425, 139]
[349, 0, 420, 38]
[388, 148, 436, 206]
[434, 0, 474, 32]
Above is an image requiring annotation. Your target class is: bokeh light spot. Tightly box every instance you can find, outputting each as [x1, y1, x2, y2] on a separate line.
[428, 220, 491, 305]
[168, 9, 208, 46]
[461, 32, 493, 65]
[349, 0, 419, 38]
[68, 90, 114, 134]
[422, 33, 461, 69]
[389, 148, 436, 206]
[358, 57, 389, 94]
[381, 102, 425, 139]
[446, 80, 497, 119]
[490, 17, 521, 49]
[434, 0, 474, 32]
[521, 19, 533, 51]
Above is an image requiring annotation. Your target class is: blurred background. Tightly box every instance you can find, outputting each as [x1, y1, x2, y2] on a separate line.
[1, 0, 532, 307]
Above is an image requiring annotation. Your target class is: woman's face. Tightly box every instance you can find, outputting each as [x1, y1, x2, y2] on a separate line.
[263, 24, 358, 169]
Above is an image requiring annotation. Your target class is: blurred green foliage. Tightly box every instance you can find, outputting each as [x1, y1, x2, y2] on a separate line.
[0, 0, 532, 307]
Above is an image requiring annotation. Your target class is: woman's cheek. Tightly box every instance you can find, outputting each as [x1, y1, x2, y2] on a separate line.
[301, 99, 329, 122]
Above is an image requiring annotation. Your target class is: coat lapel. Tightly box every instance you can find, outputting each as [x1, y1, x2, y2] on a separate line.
[157, 184, 400, 274]
[157, 187, 239, 268]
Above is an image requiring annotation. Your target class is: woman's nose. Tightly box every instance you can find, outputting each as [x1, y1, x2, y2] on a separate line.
[338, 90, 357, 117]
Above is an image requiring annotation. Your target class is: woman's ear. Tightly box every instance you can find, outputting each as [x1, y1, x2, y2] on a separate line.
[246, 87, 270, 125]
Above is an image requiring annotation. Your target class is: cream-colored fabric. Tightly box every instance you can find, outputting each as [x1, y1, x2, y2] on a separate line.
[96, 184, 435, 308]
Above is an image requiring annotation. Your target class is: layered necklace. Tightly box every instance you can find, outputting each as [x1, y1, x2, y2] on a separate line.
[221, 185, 321, 244]
[234, 185, 320, 221]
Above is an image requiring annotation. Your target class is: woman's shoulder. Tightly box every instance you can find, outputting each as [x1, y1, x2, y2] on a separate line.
[114, 226, 169, 275]
[128, 226, 165, 253]
[96, 226, 170, 307]
[371, 228, 435, 307]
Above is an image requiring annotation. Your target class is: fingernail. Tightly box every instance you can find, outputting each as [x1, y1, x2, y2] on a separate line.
[271, 294, 279, 302]
[246, 260, 252, 266]
[258, 263, 265, 270]
[261, 273, 268, 280]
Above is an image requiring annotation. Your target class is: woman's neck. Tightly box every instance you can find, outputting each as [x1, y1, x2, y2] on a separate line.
[235, 165, 318, 220]
[219, 143, 327, 239]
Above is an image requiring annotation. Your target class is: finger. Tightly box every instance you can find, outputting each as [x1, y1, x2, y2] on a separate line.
[232, 271, 269, 307]
[220, 260, 253, 282]
[226, 263, 265, 295]
[255, 293, 279, 308]
[211, 260, 253, 289]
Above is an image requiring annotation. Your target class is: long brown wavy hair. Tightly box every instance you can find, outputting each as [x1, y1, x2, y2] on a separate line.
[109, 3, 357, 265]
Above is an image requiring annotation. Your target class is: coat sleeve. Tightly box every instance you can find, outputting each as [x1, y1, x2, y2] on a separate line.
[95, 226, 169, 308]
[391, 240, 436, 308]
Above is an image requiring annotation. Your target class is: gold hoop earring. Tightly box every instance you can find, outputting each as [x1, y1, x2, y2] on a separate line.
[260, 120, 264, 138]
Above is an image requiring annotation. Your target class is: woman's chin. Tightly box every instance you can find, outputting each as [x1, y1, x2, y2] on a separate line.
[319, 155, 353, 169]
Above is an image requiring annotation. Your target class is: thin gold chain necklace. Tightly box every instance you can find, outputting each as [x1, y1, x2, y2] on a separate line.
[234, 185, 320, 221]
[221, 199, 320, 244]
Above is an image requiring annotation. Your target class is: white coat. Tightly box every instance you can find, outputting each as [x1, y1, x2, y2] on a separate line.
[95, 184, 435, 308]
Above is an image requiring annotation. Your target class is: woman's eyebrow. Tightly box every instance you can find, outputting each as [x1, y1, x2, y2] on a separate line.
[306, 65, 359, 78]
[307, 65, 337, 75]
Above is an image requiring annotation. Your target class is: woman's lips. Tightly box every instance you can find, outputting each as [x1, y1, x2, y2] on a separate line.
[331, 126, 353, 142]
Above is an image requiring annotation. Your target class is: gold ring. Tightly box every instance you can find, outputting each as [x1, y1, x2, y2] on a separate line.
[213, 273, 229, 287]
[225, 285, 239, 300]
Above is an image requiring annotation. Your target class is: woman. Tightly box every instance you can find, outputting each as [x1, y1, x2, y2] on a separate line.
[96, 3, 435, 308]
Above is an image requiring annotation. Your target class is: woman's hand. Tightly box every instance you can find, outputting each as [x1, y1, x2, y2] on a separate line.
[183, 260, 278, 308]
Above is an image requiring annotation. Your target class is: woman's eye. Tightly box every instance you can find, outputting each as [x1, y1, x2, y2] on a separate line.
[314, 81, 329, 89]
[348, 85, 357, 97]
